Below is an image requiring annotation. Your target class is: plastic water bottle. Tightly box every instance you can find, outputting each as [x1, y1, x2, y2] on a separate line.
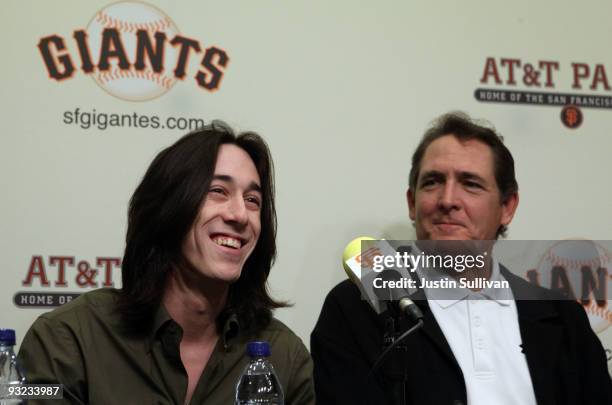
[235, 341, 284, 405]
[0, 329, 26, 405]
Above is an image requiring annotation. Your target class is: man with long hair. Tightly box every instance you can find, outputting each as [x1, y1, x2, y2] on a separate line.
[19, 122, 314, 404]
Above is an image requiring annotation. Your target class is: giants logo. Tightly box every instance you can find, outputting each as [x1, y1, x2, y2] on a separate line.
[560, 105, 583, 129]
[37, 1, 229, 101]
[526, 240, 612, 333]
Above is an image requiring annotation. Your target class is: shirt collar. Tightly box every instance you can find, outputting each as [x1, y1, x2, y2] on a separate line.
[477, 259, 513, 304]
[221, 312, 240, 350]
[146, 305, 241, 352]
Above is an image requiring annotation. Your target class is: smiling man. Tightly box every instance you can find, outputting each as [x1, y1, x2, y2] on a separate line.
[407, 133, 517, 242]
[19, 122, 315, 405]
[311, 112, 611, 405]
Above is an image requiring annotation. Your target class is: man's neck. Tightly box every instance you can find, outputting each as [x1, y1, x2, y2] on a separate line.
[162, 269, 229, 343]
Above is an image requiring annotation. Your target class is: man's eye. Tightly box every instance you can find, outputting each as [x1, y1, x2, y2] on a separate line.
[209, 187, 225, 194]
[245, 196, 261, 208]
[464, 181, 482, 189]
[421, 179, 437, 187]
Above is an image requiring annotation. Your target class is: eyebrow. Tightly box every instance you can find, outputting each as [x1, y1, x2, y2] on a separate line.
[212, 174, 262, 193]
[457, 171, 487, 184]
[418, 170, 444, 185]
[419, 170, 488, 184]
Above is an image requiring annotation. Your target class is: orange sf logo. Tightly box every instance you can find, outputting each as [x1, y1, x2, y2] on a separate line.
[356, 247, 383, 269]
[566, 109, 578, 126]
[560, 105, 583, 129]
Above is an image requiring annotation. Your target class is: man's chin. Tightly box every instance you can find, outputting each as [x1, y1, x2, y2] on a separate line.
[200, 264, 244, 284]
[219, 268, 243, 283]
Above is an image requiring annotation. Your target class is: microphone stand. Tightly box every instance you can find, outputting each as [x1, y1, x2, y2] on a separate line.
[367, 307, 424, 405]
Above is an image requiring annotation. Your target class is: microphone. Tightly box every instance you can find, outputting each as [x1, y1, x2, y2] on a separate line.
[342, 236, 375, 285]
[344, 238, 425, 405]
[374, 269, 423, 321]
[342, 236, 384, 314]
[342, 237, 422, 320]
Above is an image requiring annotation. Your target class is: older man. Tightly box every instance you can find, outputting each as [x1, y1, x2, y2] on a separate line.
[19, 122, 315, 404]
[311, 113, 611, 405]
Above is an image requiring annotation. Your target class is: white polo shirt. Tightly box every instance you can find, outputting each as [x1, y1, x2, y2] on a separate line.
[419, 260, 537, 405]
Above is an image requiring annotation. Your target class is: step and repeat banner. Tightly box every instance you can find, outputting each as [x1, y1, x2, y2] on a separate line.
[2, 0, 611, 372]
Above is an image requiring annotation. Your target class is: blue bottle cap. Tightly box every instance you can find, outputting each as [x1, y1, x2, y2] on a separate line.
[0, 329, 16, 346]
[246, 341, 271, 358]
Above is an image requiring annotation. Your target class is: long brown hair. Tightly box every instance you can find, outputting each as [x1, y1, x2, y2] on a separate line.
[118, 122, 286, 334]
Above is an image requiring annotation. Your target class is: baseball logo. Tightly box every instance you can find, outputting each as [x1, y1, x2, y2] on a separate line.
[560, 105, 583, 129]
[87, 1, 179, 101]
[536, 239, 611, 333]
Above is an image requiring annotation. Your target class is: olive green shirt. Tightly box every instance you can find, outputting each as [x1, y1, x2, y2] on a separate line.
[18, 289, 315, 405]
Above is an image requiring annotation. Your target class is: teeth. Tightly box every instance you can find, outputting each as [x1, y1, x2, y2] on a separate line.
[213, 237, 241, 249]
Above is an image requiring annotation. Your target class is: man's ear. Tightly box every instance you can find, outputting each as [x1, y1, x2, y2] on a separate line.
[407, 188, 416, 221]
[501, 192, 519, 227]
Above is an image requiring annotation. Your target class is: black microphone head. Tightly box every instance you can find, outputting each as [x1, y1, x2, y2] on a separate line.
[374, 269, 423, 321]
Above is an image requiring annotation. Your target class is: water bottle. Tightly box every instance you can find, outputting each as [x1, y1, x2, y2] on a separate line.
[235, 341, 284, 405]
[0, 329, 26, 405]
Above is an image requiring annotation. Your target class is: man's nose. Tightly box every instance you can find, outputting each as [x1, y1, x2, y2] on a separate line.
[222, 195, 248, 225]
[438, 181, 460, 211]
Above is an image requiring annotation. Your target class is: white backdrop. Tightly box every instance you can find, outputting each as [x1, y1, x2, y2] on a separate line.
[2, 0, 611, 372]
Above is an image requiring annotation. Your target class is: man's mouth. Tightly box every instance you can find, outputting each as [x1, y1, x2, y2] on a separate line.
[434, 220, 464, 227]
[211, 235, 243, 250]
[433, 222, 465, 232]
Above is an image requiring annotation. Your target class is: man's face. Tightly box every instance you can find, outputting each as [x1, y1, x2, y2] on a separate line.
[182, 144, 262, 283]
[407, 134, 518, 241]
